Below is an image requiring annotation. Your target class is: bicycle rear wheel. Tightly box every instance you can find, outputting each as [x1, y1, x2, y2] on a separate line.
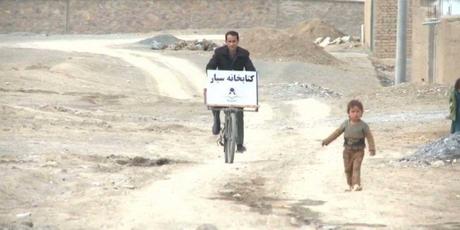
[224, 111, 237, 163]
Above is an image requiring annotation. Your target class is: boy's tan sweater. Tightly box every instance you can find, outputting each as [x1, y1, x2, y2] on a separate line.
[323, 119, 376, 152]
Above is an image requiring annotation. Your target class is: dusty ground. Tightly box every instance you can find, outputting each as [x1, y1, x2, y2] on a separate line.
[0, 32, 459, 230]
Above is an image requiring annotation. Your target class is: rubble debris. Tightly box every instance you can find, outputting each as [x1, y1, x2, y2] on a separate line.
[399, 132, 460, 166]
[265, 82, 341, 101]
[138, 34, 218, 51]
[138, 34, 181, 49]
[319, 37, 331, 47]
[314, 35, 356, 48]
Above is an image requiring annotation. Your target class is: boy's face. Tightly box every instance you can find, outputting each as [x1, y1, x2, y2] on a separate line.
[348, 106, 363, 121]
[225, 34, 239, 52]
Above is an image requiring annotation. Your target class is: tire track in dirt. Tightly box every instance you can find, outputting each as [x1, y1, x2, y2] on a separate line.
[3, 39, 202, 100]
[114, 102, 295, 229]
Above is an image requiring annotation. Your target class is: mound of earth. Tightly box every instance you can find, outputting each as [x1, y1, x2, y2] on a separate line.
[287, 18, 345, 41]
[400, 132, 460, 164]
[240, 27, 339, 65]
[138, 34, 182, 49]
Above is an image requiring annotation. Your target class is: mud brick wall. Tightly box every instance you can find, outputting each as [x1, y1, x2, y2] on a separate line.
[373, 0, 412, 58]
[0, 0, 364, 36]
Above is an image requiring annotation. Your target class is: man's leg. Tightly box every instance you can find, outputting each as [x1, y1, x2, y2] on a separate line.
[236, 110, 245, 152]
[212, 109, 221, 135]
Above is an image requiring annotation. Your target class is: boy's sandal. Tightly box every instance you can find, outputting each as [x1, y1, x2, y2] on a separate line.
[352, 185, 362, 191]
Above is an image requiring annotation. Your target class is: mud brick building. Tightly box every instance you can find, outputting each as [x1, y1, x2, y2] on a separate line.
[364, 0, 460, 84]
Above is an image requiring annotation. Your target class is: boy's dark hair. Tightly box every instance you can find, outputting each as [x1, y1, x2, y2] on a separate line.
[225, 31, 239, 41]
[455, 78, 460, 90]
[347, 99, 364, 113]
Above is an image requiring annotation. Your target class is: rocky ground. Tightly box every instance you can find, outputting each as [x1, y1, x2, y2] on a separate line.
[0, 30, 459, 230]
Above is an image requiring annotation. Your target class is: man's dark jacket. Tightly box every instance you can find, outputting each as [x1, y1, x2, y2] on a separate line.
[206, 46, 256, 71]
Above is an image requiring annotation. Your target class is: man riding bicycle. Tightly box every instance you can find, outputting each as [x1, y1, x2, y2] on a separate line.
[206, 30, 256, 152]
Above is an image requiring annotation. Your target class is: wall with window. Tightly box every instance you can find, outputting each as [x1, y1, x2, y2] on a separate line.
[411, 0, 460, 84]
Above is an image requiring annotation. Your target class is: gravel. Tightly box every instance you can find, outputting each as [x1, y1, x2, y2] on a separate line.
[400, 132, 460, 165]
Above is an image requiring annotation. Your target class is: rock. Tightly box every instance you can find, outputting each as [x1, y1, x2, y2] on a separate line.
[341, 35, 352, 43]
[290, 217, 299, 225]
[400, 132, 460, 165]
[321, 225, 339, 230]
[319, 37, 331, 47]
[232, 193, 242, 199]
[196, 224, 218, 230]
[151, 40, 167, 50]
[138, 34, 181, 49]
[21, 220, 34, 228]
[314, 37, 324, 44]
[16, 212, 32, 218]
[432, 160, 445, 167]
[122, 184, 136, 189]
[330, 37, 342, 45]
[41, 161, 57, 167]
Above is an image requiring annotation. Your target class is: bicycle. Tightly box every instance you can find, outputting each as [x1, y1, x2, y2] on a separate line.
[205, 69, 259, 164]
[220, 108, 240, 163]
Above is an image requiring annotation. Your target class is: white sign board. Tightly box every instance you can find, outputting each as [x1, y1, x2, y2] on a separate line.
[205, 70, 258, 108]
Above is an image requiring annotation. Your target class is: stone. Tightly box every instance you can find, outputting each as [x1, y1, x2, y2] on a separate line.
[314, 37, 324, 44]
[232, 193, 241, 199]
[319, 37, 331, 47]
[21, 220, 34, 228]
[400, 133, 460, 165]
[16, 212, 32, 218]
[151, 40, 167, 50]
[331, 37, 342, 45]
[432, 160, 445, 167]
[290, 217, 299, 225]
[341, 35, 352, 43]
[196, 224, 218, 230]
[122, 184, 136, 189]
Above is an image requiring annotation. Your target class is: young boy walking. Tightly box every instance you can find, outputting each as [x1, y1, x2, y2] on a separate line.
[322, 100, 376, 192]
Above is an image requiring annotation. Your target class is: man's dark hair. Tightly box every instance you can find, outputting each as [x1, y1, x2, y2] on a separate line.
[225, 31, 239, 41]
[455, 78, 460, 90]
[347, 99, 364, 113]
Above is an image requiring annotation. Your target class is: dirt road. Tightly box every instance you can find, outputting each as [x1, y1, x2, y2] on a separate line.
[0, 34, 459, 230]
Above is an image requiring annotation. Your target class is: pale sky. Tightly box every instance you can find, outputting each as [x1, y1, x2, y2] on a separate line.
[442, 0, 460, 15]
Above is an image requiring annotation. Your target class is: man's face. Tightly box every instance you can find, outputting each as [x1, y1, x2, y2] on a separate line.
[225, 34, 239, 52]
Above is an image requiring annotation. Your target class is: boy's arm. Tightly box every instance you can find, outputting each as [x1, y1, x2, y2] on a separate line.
[365, 129, 376, 155]
[322, 127, 344, 146]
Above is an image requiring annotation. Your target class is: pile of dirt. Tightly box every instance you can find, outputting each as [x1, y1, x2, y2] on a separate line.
[400, 133, 460, 165]
[138, 34, 181, 49]
[240, 27, 339, 65]
[287, 19, 345, 41]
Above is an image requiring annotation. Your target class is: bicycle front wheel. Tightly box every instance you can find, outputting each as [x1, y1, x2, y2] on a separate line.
[224, 111, 237, 163]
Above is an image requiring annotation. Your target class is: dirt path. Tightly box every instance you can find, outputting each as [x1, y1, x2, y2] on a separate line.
[3, 38, 202, 100]
[1, 35, 459, 230]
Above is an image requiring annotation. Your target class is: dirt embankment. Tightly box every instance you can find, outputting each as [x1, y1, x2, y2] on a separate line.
[240, 19, 344, 65]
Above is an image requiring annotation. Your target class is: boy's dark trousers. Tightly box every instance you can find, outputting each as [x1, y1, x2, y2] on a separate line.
[212, 109, 244, 145]
[343, 148, 365, 186]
